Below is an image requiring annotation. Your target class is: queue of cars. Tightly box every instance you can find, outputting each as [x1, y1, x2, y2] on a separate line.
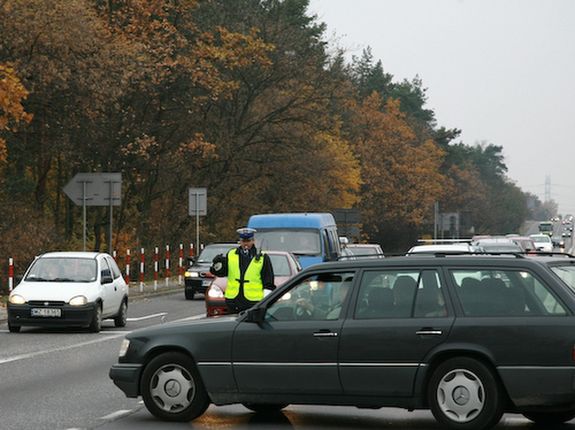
[110, 251, 575, 429]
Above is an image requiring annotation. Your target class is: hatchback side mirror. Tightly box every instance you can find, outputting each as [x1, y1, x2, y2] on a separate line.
[101, 269, 113, 285]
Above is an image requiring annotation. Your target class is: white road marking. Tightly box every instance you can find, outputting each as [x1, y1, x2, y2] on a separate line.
[127, 312, 167, 322]
[100, 409, 133, 421]
[0, 335, 124, 365]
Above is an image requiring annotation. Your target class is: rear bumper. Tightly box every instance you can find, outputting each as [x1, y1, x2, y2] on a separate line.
[109, 363, 143, 398]
[7, 302, 97, 328]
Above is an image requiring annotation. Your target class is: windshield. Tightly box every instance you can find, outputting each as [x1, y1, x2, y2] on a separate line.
[539, 223, 553, 231]
[551, 265, 575, 293]
[197, 245, 236, 263]
[268, 254, 292, 276]
[255, 229, 321, 255]
[348, 246, 378, 255]
[480, 244, 522, 252]
[25, 257, 97, 282]
[531, 236, 551, 243]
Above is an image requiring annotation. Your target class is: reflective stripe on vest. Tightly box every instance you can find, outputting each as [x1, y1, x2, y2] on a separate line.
[226, 249, 265, 301]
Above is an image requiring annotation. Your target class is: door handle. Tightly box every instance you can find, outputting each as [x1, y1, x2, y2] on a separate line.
[313, 330, 338, 338]
[416, 329, 443, 336]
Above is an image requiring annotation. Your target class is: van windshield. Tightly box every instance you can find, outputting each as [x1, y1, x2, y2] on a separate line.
[256, 230, 321, 256]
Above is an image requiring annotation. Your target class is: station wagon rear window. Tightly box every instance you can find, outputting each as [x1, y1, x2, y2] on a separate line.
[450, 269, 567, 317]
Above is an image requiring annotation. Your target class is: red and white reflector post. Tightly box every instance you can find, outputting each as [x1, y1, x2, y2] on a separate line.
[165, 245, 171, 287]
[113, 250, 117, 262]
[139, 248, 145, 293]
[189, 243, 194, 258]
[125, 249, 131, 285]
[8, 258, 14, 292]
[178, 244, 184, 286]
[154, 247, 159, 291]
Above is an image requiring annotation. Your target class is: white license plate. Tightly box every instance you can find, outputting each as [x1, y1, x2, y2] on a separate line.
[202, 279, 212, 286]
[31, 308, 62, 318]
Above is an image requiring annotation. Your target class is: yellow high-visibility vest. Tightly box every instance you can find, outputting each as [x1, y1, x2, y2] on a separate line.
[226, 249, 265, 301]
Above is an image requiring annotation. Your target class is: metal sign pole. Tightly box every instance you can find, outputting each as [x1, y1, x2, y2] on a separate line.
[82, 181, 87, 251]
[108, 180, 113, 253]
[195, 193, 200, 254]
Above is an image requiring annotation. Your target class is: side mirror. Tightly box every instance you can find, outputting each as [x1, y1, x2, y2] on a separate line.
[245, 307, 266, 324]
[187, 256, 197, 264]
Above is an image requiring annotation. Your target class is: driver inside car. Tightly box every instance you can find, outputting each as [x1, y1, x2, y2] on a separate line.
[295, 278, 353, 320]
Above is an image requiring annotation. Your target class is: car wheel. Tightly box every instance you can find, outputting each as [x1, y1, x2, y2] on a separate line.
[89, 304, 102, 333]
[8, 323, 20, 333]
[242, 403, 288, 413]
[523, 411, 575, 425]
[141, 352, 209, 422]
[185, 289, 195, 300]
[428, 357, 503, 430]
[114, 300, 127, 327]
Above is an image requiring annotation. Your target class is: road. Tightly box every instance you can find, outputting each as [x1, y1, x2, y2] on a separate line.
[2, 289, 575, 430]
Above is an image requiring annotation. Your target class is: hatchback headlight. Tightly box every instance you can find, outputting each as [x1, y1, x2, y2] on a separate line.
[9, 294, 26, 305]
[208, 285, 224, 298]
[69, 295, 88, 306]
[118, 339, 130, 358]
[185, 271, 200, 278]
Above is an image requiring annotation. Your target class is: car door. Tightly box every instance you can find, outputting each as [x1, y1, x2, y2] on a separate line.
[232, 270, 356, 395]
[98, 257, 116, 317]
[339, 268, 455, 397]
[106, 256, 125, 307]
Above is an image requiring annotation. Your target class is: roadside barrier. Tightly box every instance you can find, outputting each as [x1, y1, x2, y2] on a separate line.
[2, 242, 207, 294]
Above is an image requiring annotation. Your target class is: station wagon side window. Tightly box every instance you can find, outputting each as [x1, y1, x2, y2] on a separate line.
[265, 272, 355, 321]
[450, 269, 567, 317]
[355, 269, 447, 319]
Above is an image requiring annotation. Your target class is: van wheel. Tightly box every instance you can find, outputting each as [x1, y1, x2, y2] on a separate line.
[428, 357, 503, 430]
[523, 411, 575, 425]
[114, 301, 127, 327]
[89, 304, 102, 333]
[141, 352, 209, 421]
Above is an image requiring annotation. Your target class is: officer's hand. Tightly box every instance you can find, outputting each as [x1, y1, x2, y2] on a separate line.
[211, 254, 225, 273]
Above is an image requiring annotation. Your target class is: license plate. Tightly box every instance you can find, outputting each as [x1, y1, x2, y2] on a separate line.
[202, 279, 213, 286]
[31, 308, 62, 318]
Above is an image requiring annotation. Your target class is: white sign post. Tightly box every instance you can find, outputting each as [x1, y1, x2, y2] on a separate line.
[189, 188, 207, 254]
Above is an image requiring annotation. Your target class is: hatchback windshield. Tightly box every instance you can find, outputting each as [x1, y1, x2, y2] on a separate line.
[256, 229, 321, 255]
[25, 258, 97, 282]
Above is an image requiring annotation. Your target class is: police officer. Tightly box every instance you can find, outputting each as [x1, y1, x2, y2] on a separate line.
[210, 227, 275, 313]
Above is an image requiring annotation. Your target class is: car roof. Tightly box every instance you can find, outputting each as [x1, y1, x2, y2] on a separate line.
[39, 251, 102, 259]
[408, 244, 472, 253]
[304, 253, 575, 272]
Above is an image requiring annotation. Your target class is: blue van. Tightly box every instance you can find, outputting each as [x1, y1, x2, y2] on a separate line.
[247, 213, 341, 268]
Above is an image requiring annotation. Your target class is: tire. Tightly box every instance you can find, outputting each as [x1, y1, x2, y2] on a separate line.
[242, 403, 288, 413]
[428, 357, 504, 430]
[141, 352, 209, 422]
[523, 411, 575, 426]
[8, 323, 21, 333]
[89, 304, 102, 333]
[114, 300, 127, 327]
[185, 289, 195, 300]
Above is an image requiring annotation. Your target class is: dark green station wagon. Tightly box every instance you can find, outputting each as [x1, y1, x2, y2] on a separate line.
[110, 254, 575, 430]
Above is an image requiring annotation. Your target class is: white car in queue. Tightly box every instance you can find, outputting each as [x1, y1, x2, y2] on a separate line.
[529, 234, 554, 253]
[7, 252, 128, 333]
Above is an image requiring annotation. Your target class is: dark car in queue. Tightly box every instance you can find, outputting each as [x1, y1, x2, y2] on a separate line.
[184, 243, 236, 300]
[205, 250, 301, 317]
[110, 254, 575, 430]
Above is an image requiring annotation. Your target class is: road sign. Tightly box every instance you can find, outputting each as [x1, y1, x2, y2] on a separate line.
[189, 188, 207, 216]
[63, 173, 122, 206]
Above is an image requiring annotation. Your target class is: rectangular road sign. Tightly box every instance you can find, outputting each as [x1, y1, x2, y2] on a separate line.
[189, 188, 207, 216]
[63, 173, 122, 206]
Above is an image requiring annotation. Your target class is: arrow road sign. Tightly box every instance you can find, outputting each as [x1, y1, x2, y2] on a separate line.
[63, 173, 122, 206]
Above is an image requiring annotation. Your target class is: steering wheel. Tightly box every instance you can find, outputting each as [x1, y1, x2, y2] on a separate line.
[295, 301, 313, 319]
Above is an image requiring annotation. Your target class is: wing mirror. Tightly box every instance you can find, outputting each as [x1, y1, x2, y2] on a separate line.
[101, 269, 114, 284]
[245, 307, 266, 324]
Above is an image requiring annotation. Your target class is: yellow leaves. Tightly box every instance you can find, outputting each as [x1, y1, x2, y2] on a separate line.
[350, 91, 446, 226]
[0, 63, 32, 164]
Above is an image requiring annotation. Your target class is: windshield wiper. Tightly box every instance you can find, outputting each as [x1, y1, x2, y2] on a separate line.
[26, 277, 48, 282]
[51, 278, 75, 282]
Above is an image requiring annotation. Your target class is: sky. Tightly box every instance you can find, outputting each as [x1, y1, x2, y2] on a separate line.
[308, 0, 575, 215]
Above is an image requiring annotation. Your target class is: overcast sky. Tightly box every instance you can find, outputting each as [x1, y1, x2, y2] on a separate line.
[308, 0, 575, 215]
